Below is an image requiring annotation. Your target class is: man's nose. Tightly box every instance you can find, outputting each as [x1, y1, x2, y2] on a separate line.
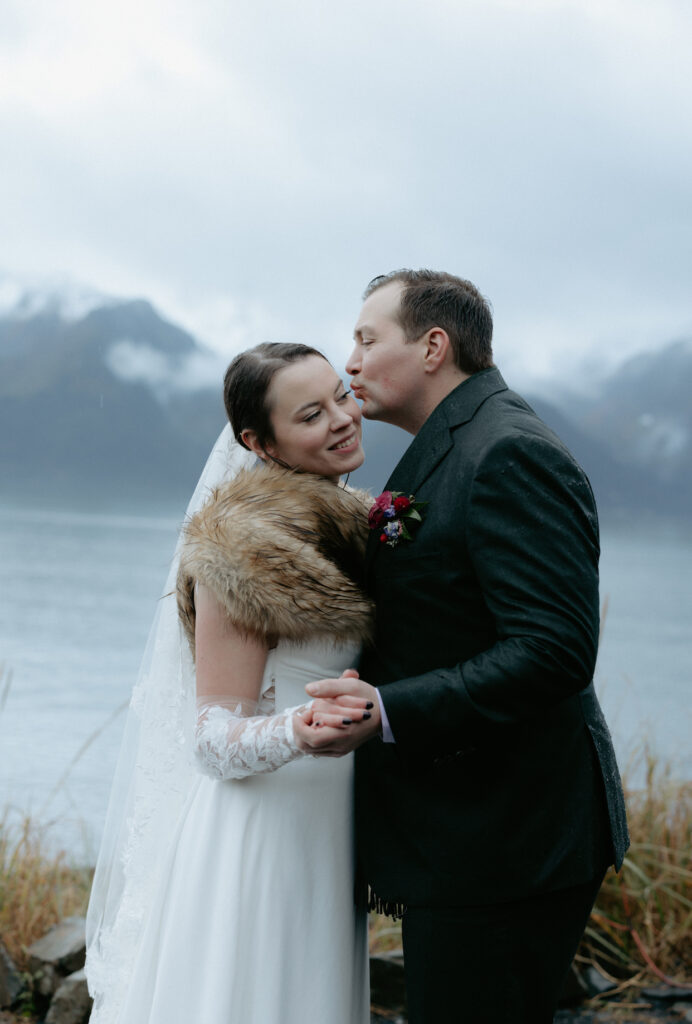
[345, 345, 360, 376]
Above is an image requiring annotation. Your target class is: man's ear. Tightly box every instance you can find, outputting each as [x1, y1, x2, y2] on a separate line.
[240, 429, 270, 461]
[422, 328, 452, 373]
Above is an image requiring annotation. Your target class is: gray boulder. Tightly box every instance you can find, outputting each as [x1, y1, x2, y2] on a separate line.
[32, 961, 61, 1000]
[369, 952, 407, 1016]
[26, 916, 86, 981]
[0, 939, 24, 1008]
[45, 968, 92, 1024]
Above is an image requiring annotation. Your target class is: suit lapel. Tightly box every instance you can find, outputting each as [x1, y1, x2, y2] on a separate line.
[386, 367, 507, 495]
[364, 368, 507, 579]
[364, 421, 452, 580]
[384, 422, 452, 495]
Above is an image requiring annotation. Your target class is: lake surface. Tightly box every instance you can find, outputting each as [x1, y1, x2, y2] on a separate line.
[1, 501, 690, 862]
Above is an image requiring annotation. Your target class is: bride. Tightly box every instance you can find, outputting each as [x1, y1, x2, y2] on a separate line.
[85, 342, 375, 1023]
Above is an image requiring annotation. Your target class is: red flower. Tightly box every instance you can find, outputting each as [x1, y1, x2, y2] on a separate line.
[368, 489, 427, 547]
[373, 490, 393, 511]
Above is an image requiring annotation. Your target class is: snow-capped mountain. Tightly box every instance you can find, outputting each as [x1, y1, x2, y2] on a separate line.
[537, 339, 692, 514]
[0, 279, 227, 504]
[0, 274, 688, 515]
[0, 271, 117, 324]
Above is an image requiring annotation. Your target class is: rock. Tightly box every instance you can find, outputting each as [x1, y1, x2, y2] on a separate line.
[580, 965, 616, 997]
[33, 962, 60, 999]
[0, 941, 23, 1008]
[369, 952, 407, 1015]
[45, 969, 92, 1024]
[671, 1004, 692, 1022]
[26, 917, 86, 977]
[642, 985, 692, 1002]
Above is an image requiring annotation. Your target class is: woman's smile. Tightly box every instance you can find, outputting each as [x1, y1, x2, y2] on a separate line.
[329, 431, 359, 452]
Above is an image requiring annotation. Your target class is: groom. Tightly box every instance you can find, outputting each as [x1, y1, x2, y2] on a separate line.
[305, 270, 629, 1023]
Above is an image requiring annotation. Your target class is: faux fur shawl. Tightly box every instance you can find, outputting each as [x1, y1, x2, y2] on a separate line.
[177, 464, 374, 655]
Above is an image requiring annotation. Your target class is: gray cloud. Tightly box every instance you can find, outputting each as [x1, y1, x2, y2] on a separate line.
[1, 0, 690, 392]
[105, 338, 226, 397]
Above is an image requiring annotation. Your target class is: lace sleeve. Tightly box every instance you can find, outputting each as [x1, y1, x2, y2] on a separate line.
[194, 697, 312, 780]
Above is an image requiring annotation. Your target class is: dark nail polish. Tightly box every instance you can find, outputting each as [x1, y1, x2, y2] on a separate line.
[365, 701, 374, 709]
[363, 712, 372, 720]
[342, 718, 353, 725]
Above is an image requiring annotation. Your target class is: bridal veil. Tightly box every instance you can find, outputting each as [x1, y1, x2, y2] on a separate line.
[85, 426, 255, 1022]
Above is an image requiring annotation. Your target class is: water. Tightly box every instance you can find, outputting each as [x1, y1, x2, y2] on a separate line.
[0, 502, 182, 861]
[593, 519, 692, 778]
[1, 502, 690, 862]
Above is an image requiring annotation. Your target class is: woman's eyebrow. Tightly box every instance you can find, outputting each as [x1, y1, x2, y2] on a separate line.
[294, 381, 344, 416]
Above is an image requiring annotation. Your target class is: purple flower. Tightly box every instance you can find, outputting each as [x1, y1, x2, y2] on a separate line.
[384, 521, 401, 540]
[383, 507, 397, 520]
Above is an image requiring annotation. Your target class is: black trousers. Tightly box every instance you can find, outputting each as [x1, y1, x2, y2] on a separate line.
[401, 873, 604, 1024]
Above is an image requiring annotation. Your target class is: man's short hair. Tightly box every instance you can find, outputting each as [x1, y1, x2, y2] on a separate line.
[364, 269, 494, 375]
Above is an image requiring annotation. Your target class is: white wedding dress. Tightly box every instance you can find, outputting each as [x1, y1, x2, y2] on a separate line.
[114, 636, 370, 1024]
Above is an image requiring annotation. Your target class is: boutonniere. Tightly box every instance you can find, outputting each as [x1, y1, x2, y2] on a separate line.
[368, 490, 428, 548]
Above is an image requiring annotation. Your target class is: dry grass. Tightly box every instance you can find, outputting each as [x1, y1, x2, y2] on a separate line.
[0, 664, 92, 969]
[0, 813, 92, 970]
[369, 912, 403, 956]
[578, 746, 692, 994]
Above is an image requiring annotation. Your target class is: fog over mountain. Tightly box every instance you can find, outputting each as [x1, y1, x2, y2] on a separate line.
[0, 283, 226, 506]
[1, 279, 689, 517]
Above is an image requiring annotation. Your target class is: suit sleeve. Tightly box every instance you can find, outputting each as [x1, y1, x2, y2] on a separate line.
[380, 433, 601, 755]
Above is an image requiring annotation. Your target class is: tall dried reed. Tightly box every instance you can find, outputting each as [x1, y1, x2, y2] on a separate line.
[0, 813, 92, 968]
[578, 745, 692, 993]
[0, 665, 92, 968]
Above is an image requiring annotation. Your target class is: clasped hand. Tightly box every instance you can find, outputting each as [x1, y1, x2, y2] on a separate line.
[293, 670, 381, 756]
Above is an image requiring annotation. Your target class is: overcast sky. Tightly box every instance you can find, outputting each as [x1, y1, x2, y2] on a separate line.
[1, 0, 690, 390]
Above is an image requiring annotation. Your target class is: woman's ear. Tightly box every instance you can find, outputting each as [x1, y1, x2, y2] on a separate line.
[240, 429, 268, 461]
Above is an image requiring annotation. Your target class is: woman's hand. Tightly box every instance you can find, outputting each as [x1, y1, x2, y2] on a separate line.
[305, 669, 375, 730]
[294, 671, 382, 756]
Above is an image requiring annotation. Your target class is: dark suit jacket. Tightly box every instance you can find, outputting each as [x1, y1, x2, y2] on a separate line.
[355, 367, 629, 909]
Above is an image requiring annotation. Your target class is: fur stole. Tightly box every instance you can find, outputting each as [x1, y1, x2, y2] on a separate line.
[177, 463, 374, 655]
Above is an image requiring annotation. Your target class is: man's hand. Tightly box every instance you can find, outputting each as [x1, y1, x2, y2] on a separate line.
[294, 671, 381, 756]
[307, 668, 372, 727]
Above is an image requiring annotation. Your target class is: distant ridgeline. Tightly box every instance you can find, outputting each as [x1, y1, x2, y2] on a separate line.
[0, 285, 690, 516]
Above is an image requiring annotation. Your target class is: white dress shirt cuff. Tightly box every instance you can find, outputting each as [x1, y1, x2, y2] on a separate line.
[376, 688, 395, 743]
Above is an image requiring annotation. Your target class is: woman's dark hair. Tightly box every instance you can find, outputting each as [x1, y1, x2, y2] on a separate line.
[223, 342, 327, 451]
